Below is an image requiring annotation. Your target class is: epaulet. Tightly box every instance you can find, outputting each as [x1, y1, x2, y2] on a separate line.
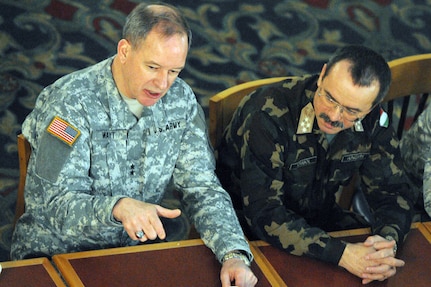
[296, 102, 315, 134]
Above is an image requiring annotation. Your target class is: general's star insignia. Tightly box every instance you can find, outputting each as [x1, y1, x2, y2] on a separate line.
[297, 103, 315, 134]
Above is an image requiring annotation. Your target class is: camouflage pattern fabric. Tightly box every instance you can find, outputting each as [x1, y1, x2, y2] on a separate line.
[11, 57, 251, 262]
[217, 75, 415, 265]
[400, 105, 431, 217]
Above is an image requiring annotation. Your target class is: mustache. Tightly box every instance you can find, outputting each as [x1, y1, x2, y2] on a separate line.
[319, 113, 344, 129]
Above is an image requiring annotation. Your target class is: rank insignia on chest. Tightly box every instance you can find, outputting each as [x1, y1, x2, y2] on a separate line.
[297, 102, 315, 134]
[47, 116, 81, 146]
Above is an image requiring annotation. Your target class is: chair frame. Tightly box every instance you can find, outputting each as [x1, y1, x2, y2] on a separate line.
[347, 53, 431, 210]
[209, 77, 287, 148]
[14, 133, 31, 226]
[383, 53, 431, 139]
[384, 53, 431, 102]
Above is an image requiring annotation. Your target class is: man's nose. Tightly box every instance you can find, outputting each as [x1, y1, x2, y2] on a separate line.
[154, 70, 169, 90]
[328, 105, 343, 121]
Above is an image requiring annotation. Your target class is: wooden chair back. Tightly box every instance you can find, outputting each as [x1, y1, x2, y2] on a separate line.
[14, 133, 31, 227]
[346, 53, 431, 212]
[209, 77, 287, 148]
[382, 53, 431, 138]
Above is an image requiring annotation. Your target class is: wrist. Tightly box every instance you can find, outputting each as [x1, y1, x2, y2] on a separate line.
[385, 235, 398, 255]
[338, 243, 351, 269]
[222, 250, 251, 266]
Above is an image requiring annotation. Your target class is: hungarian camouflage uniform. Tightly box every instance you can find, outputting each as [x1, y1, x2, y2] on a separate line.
[11, 56, 251, 262]
[400, 104, 431, 217]
[217, 75, 415, 265]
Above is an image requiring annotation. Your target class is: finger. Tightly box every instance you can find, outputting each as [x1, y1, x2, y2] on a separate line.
[372, 239, 396, 252]
[156, 206, 182, 219]
[390, 258, 405, 267]
[133, 230, 150, 242]
[142, 217, 160, 240]
[362, 272, 389, 282]
[137, 233, 148, 242]
[234, 273, 258, 287]
[125, 227, 147, 241]
[362, 278, 373, 284]
[149, 215, 167, 240]
[366, 256, 405, 268]
[366, 263, 393, 274]
[365, 247, 399, 260]
[363, 266, 397, 280]
[137, 211, 169, 240]
[366, 261, 402, 274]
[135, 230, 144, 239]
[220, 270, 233, 287]
[363, 236, 376, 247]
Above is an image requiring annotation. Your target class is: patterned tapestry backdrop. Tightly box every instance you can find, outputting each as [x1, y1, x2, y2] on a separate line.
[0, 0, 430, 261]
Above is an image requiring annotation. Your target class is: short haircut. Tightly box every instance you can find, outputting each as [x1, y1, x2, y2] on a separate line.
[323, 45, 391, 106]
[123, 2, 192, 49]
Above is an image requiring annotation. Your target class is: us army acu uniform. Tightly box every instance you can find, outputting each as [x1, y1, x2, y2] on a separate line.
[217, 75, 415, 265]
[400, 105, 431, 218]
[11, 57, 251, 262]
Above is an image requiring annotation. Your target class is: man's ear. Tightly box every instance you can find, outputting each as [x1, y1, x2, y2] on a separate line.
[117, 39, 130, 63]
[317, 63, 327, 86]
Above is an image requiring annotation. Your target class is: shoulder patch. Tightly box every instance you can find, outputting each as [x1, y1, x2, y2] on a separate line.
[46, 116, 81, 146]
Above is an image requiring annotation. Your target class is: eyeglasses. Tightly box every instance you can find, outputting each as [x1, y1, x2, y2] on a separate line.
[317, 88, 362, 123]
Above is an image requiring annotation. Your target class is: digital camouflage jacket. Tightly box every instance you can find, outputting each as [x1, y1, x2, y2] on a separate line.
[400, 104, 431, 217]
[11, 57, 251, 262]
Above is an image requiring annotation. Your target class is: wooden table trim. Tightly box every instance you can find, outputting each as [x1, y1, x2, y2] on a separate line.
[419, 221, 431, 243]
[1, 257, 66, 287]
[248, 243, 288, 287]
[53, 239, 207, 287]
[53, 238, 286, 287]
[250, 222, 427, 287]
[55, 238, 205, 261]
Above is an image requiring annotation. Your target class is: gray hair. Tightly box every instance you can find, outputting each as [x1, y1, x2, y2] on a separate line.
[123, 2, 192, 49]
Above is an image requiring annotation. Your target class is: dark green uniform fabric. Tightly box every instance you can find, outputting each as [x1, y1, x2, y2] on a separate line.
[217, 75, 415, 265]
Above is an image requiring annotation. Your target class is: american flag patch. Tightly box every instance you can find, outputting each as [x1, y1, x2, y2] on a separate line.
[46, 116, 81, 146]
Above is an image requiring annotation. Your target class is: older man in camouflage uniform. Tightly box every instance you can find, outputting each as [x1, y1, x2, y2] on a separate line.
[217, 45, 415, 284]
[400, 105, 431, 219]
[11, 3, 257, 287]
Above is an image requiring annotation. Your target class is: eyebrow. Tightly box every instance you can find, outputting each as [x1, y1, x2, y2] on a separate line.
[324, 89, 362, 113]
[146, 60, 185, 71]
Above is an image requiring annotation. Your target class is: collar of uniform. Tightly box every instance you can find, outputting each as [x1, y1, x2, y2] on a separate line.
[297, 102, 315, 134]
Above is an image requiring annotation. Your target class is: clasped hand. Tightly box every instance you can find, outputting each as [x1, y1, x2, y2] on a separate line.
[339, 234, 404, 284]
[112, 197, 181, 242]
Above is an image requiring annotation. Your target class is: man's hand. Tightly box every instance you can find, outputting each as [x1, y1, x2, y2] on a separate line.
[112, 197, 181, 242]
[360, 235, 404, 284]
[220, 258, 258, 287]
[339, 235, 404, 284]
[338, 242, 377, 281]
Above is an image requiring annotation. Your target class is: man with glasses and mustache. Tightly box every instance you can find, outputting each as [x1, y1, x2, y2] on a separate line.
[217, 45, 415, 284]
